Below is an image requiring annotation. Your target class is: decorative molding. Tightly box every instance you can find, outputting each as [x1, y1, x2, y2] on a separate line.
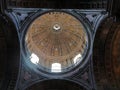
[74, 9, 108, 34]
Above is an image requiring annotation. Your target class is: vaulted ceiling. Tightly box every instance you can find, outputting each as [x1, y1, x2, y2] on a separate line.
[93, 17, 120, 90]
[26, 80, 86, 90]
[0, 0, 120, 90]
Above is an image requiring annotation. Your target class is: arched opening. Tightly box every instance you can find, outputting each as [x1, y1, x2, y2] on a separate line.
[73, 53, 82, 64]
[30, 53, 39, 64]
[0, 15, 20, 90]
[25, 80, 86, 90]
[51, 63, 61, 73]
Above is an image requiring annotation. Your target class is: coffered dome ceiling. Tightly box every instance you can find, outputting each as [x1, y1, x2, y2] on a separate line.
[25, 11, 88, 73]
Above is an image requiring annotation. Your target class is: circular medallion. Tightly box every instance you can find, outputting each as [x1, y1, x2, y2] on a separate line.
[25, 11, 88, 73]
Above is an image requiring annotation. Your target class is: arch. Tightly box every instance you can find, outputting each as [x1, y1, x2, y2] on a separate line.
[25, 79, 86, 90]
[0, 14, 20, 90]
[93, 17, 120, 90]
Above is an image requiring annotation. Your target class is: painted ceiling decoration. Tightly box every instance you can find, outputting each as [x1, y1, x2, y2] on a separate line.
[25, 11, 88, 73]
